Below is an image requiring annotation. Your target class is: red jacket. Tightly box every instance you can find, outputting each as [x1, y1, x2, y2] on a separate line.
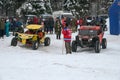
[62, 27, 72, 42]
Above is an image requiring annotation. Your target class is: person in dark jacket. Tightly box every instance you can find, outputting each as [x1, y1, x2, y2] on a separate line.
[0, 18, 5, 39]
[62, 23, 72, 54]
[11, 18, 17, 36]
[49, 17, 54, 34]
[55, 18, 62, 39]
[44, 19, 49, 33]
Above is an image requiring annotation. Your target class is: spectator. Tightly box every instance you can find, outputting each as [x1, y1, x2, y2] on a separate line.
[16, 19, 24, 33]
[5, 19, 10, 37]
[79, 18, 84, 26]
[44, 19, 49, 33]
[61, 17, 66, 28]
[86, 16, 92, 25]
[11, 18, 17, 35]
[33, 16, 38, 24]
[49, 17, 54, 34]
[55, 18, 62, 39]
[0, 18, 5, 39]
[71, 18, 77, 32]
[27, 18, 33, 25]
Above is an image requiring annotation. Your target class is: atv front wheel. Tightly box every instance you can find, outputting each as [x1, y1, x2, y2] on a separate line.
[102, 38, 107, 49]
[11, 37, 18, 46]
[44, 37, 50, 46]
[95, 41, 101, 53]
[72, 41, 77, 52]
[32, 41, 39, 50]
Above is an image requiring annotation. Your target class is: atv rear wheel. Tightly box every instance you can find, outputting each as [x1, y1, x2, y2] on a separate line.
[102, 38, 107, 49]
[72, 41, 77, 52]
[32, 41, 39, 50]
[11, 37, 18, 46]
[44, 37, 50, 46]
[95, 41, 101, 53]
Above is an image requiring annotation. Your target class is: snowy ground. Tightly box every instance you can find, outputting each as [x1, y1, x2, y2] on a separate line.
[0, 19, 120, 80]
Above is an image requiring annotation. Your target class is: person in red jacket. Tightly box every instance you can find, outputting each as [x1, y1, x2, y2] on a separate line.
[33, 16, 38, 24]
[79, 18, 84, 26]
[62, 23, 72, 54]
[76, 18, 84, 29]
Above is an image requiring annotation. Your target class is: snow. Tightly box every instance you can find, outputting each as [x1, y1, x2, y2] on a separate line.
[0, 19, 120, 80]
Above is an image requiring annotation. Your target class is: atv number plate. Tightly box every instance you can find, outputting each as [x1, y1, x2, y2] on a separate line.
[22, 39, 26, 44]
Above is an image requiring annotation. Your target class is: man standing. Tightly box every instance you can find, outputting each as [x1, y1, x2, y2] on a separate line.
[55, 18, 62, 39]
[62, 23, 72, 54]
[49, 17, 54, 34]
[0, 18, 5, 39]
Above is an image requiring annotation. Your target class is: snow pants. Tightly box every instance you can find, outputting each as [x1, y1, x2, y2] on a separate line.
[65, 42, 72, 54]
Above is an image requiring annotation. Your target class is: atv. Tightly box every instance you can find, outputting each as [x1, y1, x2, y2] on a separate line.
[11, 24, 50, 50]
[72, 25, 107, 53]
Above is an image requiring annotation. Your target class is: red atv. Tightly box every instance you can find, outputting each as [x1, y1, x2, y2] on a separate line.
[72, 25, 107, 53]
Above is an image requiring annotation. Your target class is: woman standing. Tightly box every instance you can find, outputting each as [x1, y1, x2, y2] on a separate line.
[0, 18, 5, 39]
[5, 19, 10, 37]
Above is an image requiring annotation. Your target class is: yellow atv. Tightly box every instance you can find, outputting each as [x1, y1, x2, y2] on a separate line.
[11, 24, 50, 50]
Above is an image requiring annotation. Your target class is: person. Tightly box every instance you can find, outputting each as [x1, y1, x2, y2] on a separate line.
[62, 23, 72, 54]
[0, 18, 5, 39]
[33, 16, 38, 24]
[86, 16, 92, 25]
[91, 17, 97, 25]
[61, 16, 66, 28]
[79, 18, 84, 26]
[5, 19, 10, 37]
[49, 17, 54, 34]
[11, 18, 17, 36]
[16, 19, 24, 33]
[55, 18, 61, 39]
[27, 18, 33, 25]
[70, 18, 77, 32]
[44, 18, 49, 33]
